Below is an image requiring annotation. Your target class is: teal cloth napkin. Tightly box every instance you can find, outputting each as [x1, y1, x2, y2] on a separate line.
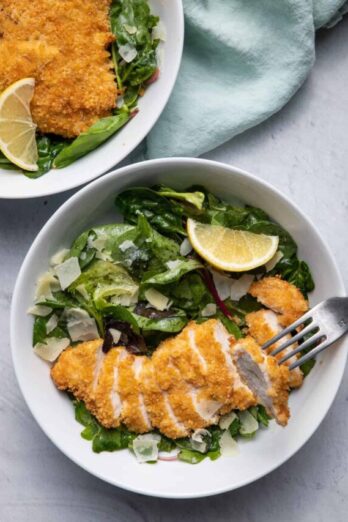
[145, 0, 347, 159]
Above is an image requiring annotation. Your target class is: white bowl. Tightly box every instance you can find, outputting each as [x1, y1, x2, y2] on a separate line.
[0, 1, 184, 199]
[11, 158, 347, 498]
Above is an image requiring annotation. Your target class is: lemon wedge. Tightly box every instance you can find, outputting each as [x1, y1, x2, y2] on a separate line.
[187, 218, 279, 272]
[0, 78, 38, 171]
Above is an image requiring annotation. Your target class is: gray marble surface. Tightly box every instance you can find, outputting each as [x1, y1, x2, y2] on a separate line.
[1, 18, 347, 522]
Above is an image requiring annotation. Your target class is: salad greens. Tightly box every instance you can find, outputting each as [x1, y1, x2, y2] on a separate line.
[116, 185, 315, 296]
[73, 399, 269, 462]
[3, 0, 160, 177]
[32, 185, 315, 463]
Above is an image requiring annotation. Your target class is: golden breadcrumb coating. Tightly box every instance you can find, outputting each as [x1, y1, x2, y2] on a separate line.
[249, 276, 308, 327]
[51, 319, 295, 437]
[246, 309, 303, 389]
[50, 339, 103, 413]
[117, 353, 152, 434]
[0, 0, 116, 137]
[93, 348, 123, 428]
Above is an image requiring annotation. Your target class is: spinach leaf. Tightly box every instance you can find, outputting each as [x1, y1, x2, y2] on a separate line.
[74, 400, 136, 452]
[229, 417, 241, 437]
[270, 257, 315, 296]
[256, 405, 271, 427]
[110, 0, 159, 88]
[167, 273, 211, 315]
[154, 186, 205, 210]
[142, 258, 202, 286]
[1, 136, 69, 178]
[115, 187, 187, 237]
[133, 309, 187, 332]
[53, 111, 130, 168]
[177, 449, 207, 464]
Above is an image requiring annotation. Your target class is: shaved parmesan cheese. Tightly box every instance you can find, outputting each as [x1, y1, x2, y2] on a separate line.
[144, 288, 170, 311]
[230, 275, 254, 301]
[124, 24, 137, 34]
[109, 328, 122, 344]
[132, 433, 160, 463]
[27, 305, 52, 317]
[116, 96, 124, 109]
[191, 429, 211, 453]
[152, 21, 167, 41]
[220, 431, 239, 457]
[90, 237, 107, 251]
[55, 257, 81, 290]
[34, 337, 70, 362]
[35, 271, 60, 301]
[119, 43, 137, 63]
[95, 250, 113, 261]
[75, 284, 89, 301]
[65, 307, 100, 342]
[219, 411, 238, 430]
[50, 248, 70, 267]
[265, 250, 283, 272]
[201, 303, 217, 317]
[119, 240, 135, 252]
[239, 410, 259, 437]
[179, 238, 192, 256]
[166, 260, 181, 270]
[46, 314, 58, 334]
[210, 269, 231, 300]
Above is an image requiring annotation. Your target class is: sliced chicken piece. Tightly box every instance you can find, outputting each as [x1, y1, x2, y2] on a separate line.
[117, 352, 152, 434]
[249, 276, 308, 327]
[247, 309, 303, 388]
[51, 339, 104, 414]
[152, 339, 215, 431]
[191, 320, 256, 413]
[162, 323, 222, 424]
[93, 347, 125, 428]
[139, 358, 189, 439]
[232, 336, 291, 426]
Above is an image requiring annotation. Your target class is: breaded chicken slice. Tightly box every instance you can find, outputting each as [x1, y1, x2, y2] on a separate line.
[191, 320, 256, 413]
[139, 358, 189, 439]
[232, 336, 291, 426]
[249, 276, 308, 327]
[93, 347, 125, 428]
[117, 353, 152, 434]
[247, 309, 303, 388]
[0, 0, 116, 137]
[51, 339, 104, 414]
[152, 339, 215, 432]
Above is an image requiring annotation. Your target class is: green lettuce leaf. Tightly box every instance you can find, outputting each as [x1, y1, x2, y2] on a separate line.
[53, 112, 130, 169]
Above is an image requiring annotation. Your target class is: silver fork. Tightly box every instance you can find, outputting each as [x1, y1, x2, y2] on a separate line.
[261, 297, 348, 370]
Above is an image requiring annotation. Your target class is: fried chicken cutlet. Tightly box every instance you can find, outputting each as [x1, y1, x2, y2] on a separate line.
[0, 0, 116, 137]
[246, 276, 309, 388]
[51, 319, 292, 438]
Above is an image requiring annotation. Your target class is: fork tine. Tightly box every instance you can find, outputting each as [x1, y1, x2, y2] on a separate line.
[270, 323, 318, 356]
[261, 309, 313, 351]
[278, 331, 324, 364]
[289, 339, 331, 370]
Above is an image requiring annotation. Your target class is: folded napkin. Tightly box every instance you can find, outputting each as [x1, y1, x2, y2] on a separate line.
[145, 0, 347, 159]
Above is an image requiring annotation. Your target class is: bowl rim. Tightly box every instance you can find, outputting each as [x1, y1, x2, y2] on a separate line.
[10, 157, 347, 498]
[0, 0, 184, 200]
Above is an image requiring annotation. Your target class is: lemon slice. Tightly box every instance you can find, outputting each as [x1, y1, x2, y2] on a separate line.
[187, 218, 279, 272]
[0, 78, 38, 171]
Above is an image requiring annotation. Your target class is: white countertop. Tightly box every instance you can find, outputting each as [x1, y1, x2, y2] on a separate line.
[0, 18, 347, 522]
